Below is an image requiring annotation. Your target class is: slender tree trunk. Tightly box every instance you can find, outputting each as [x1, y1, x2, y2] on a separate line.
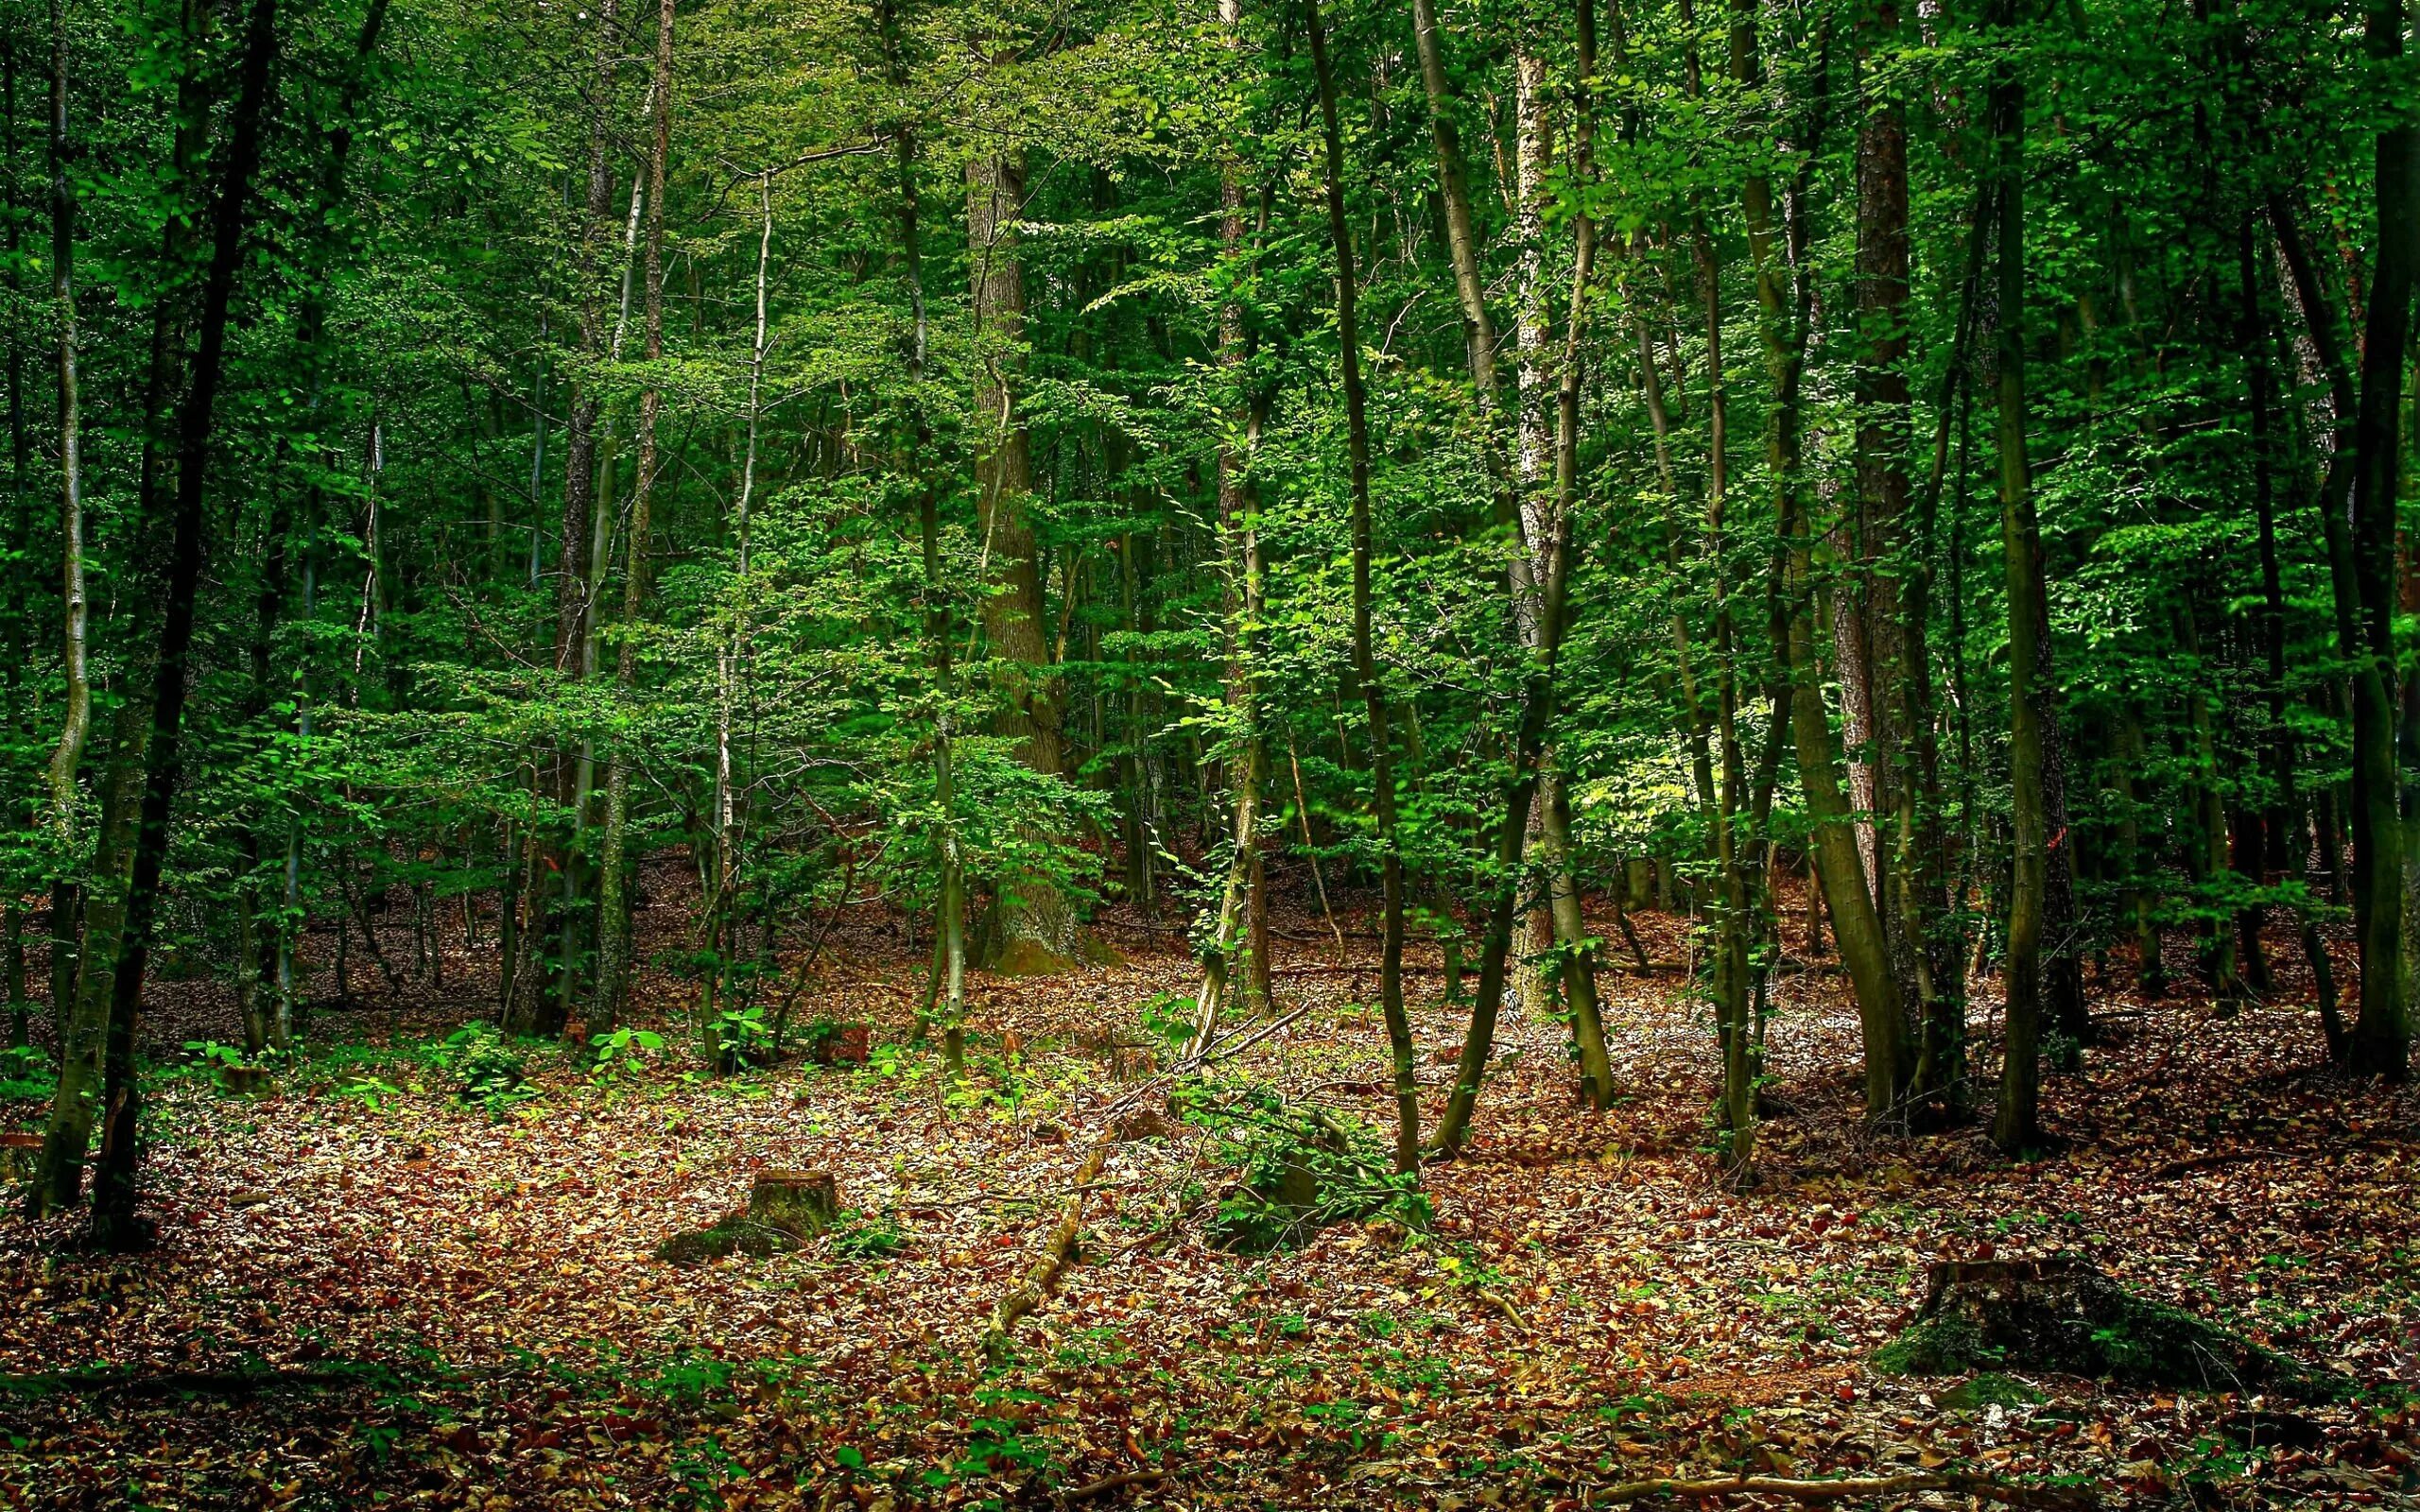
[39, 0, 81, 845]
[35, 0, 216, 1214]
[2270, 196, 2391, 1072]
[1544, 0, 1614, 1110]
[1855, 0, 1954, 1106]
[1305, 0, 1415, 1175]
[593, 0, 674, 1030]
[2353, 0, 2417, 1081]
[1988, 28, 2048, 1155]
[1731, 0, 1910, 1118]
[1187, 27, 1267, 1052]
[88, 0, 285, 1246]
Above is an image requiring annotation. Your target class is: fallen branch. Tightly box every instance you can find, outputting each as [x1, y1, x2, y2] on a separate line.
[981, 1005, 1318, 1358]
[1057, 1468, 1167, 1504]
[1590, 1470, 2094, 1509]
[1474, 1288, 1530, 1335]
[913, 1179, 1132, 1211]
[983, 1135, 1113, 1359]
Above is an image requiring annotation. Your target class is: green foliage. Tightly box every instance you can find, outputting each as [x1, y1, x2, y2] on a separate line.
[0, 1046, 59, 1105]
[828, 1210, 907, 1262]
[1179, 1084, 1429, 1252]
[429, 1022, 537, 1116]
[591, 1025, 666, 1082]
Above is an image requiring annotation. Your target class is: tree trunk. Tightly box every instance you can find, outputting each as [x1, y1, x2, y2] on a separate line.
[2353, 0, 2417, 1081]
[1187, 47, 1267, 1052]
[87, 0, 285, 1247]
[1730, 0, 1911, 1119]
[35, 0, 217, 1215]
[593, 0, 675, 1030]
[1544, 0, 1614, 1110]
[1305, 0, 1415, 1175]
[37, 0, 81, 846]
[966, 147, 1084, 972]
[1989, 34, 2048, 1156]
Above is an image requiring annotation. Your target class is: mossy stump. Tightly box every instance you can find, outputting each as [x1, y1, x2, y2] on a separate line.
[1877, 1257, 2349, 1400]
[656, 1169, 841, 1263]
[750, 1169, 839, 1237]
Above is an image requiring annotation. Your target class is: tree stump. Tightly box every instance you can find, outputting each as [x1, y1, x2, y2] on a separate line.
[749, 1169, 839, 1238]
[1878, 1256, 2349, 1400]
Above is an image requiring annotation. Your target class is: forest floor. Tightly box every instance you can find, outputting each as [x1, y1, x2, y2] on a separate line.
[2, 868, 2416, 1510]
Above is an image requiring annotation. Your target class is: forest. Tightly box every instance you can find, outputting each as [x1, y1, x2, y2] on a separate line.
[0, 0, 2415, 1503]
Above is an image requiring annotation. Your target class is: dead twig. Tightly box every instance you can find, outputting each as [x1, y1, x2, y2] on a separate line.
[1589, 1470, 2095, 1509]
[913, 1180, 1132, 1210]
[1057, 1467, 1167, 1504]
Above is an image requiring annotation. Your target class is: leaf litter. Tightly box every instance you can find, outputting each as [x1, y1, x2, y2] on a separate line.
[2, 881, 2415, 1509]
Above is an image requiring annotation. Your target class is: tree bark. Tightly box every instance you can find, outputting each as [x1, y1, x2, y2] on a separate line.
[1187, 13, 1267, 1054]
[966, 146, 1084, 971]
[2352, 0, 2417, 1081]
[1988, 25, 2048, 1155]
[87, 0, 285, 1246]
[1730, 0, 1911, 1118]
[37, 0, 81, 846]
[592, 0, 674, 1030]
[1305, 0, 1416, 1175]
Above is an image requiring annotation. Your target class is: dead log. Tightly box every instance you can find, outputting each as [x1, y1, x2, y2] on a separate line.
[1877, 1256, 2350, 1400]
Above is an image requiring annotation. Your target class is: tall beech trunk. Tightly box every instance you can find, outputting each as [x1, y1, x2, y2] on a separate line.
[1730, 0, 1910, 1118]
[1988, 29, 2048, 1155]
[593, 0, 674, 1030]
[966, 146, 1084, 972]
[2351, 0, 2417, 1081]
[35, 0, 217, 1215]
[38, 0, 82, 844]
[1429, 9, 1600, 1139]
[1187, 8, 1267, 1054]
[85, 0, 283, 1246]
[1305, 0, 1416, 1175]
[1544, 0, 1614, 1110]
[1854, 0, 1955, 1102]
[2270, 196, 2389, 1072]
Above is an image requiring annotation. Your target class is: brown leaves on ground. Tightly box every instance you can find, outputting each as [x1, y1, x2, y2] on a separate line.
[2, 881, 2415, 1509]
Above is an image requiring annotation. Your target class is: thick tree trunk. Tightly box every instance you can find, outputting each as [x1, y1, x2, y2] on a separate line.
[966, 148, 1084, 972]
